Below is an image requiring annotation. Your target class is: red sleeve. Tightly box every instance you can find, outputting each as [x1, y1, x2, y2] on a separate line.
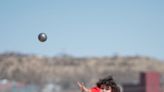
[90, 87, 100, 92]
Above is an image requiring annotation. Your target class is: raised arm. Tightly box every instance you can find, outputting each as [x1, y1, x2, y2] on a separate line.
[77, 81, 91, 92]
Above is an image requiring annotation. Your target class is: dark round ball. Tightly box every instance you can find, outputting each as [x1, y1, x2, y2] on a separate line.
[38, 33, 47, 42]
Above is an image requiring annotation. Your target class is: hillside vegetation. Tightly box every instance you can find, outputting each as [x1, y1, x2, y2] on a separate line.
[0, 52, 164, 89]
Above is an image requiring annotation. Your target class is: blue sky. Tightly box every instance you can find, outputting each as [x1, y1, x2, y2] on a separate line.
[0, 0, 164, 60]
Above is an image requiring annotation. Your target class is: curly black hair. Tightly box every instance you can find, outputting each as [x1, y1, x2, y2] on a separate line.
[96, 75, 120, 92]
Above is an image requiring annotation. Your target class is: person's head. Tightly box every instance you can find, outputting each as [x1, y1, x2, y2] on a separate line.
[96, 75, 120, 92]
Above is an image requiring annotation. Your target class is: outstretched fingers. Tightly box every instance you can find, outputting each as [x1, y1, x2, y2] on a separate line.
[77, 81, 89, 92]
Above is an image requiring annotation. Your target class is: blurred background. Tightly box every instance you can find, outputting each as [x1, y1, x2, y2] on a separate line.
[0, 0, 164, 92]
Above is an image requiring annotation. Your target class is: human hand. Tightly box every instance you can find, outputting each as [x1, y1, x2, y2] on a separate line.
[77, 81, 89, 92]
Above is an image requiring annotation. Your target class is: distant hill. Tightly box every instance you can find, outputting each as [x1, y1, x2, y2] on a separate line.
[0, 52, 164, 89]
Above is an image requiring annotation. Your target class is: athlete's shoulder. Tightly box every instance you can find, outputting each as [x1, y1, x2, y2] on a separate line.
[90, 87, 101, 92]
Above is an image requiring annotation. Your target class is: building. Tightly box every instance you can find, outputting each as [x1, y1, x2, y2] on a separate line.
[123, 71, 161, 92]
